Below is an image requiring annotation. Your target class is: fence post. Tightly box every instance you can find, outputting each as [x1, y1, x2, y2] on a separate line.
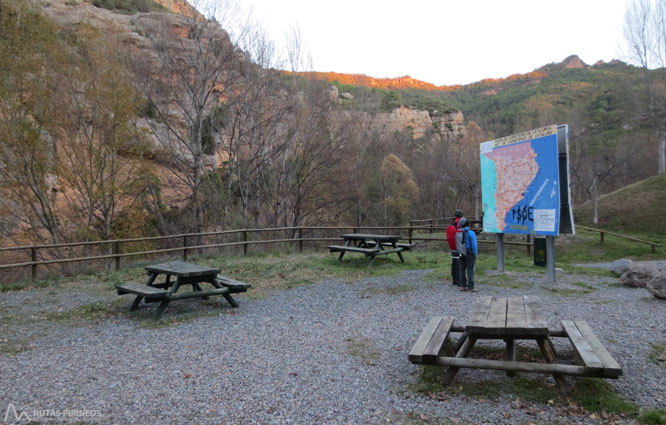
[408, 222, 413, 245]
[114, 242, 120, 271]
[298, 227, 303, 253]
[31, 247, 37, 281]
[526, 235, 531, 256]
[243, 231, 248, 255]
[600, 231, 604, 243]
[429, 219, 433, 234]
[183, 236, 188, 261]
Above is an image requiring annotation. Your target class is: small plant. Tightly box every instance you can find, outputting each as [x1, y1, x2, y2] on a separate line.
[571, 378, 638, 415]
[410, 367, 638, 417]
[639, 409, 666, 425]
[649, 342, 666, 366]
[345, 335, 381, 365]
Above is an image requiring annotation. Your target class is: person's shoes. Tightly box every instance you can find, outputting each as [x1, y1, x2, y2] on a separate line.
[460, 288, 468, 292]
[469, 288, 478, 292]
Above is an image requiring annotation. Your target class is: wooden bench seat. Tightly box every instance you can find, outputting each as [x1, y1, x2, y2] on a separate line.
[215, 275, 251, 292]
[327, 245, 380, 255]
[561, 320, 622, 378]
[116, 282, 168, 299]
[375, 248, 404, 255]
[365, 241, 415, 250]
[408, 316, 455, 364]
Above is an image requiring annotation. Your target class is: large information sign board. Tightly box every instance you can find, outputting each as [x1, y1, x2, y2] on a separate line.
[480, 124, 574, 236]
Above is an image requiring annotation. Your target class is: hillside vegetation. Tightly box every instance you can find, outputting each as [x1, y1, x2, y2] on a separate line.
[0, 0, 663, 251]
[574, 173, 666, 235]
[310, 56, 659, 209]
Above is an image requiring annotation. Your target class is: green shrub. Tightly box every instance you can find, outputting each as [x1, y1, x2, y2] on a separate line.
[639, 410, 666, 425]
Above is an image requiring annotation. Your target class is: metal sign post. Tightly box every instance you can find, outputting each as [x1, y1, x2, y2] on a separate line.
[496, 233, 505, 272]
[546, 235, 556, 283]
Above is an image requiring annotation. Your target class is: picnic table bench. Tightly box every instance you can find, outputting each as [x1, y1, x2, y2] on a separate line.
[328, 233, 411, 266]
[116, 261, 250, 320]
[409, 296, 622, 390]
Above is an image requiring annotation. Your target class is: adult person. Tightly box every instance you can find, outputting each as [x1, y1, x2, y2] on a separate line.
[445, 210, 463, 286]
[455, 217, 478, 292]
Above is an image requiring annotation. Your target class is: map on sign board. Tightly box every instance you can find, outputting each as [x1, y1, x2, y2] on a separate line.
[480, 125, 568, 236]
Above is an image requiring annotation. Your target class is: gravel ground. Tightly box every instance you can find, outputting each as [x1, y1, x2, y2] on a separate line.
[1, 265, 665, 425]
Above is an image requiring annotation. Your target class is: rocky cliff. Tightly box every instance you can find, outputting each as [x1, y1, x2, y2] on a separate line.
[154, 0, 199, 17]
[370, 106, 465, 141]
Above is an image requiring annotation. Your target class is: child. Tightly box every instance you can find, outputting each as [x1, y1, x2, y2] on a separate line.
[455, 217, 478, 292]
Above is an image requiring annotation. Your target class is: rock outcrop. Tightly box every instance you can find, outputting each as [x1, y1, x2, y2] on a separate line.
[609, 258, 634, 275]
[620, 263, 659, 288]
[647, 272, 666, 299]
[371, 107, 465, 141]
[154, 0, 200, 18]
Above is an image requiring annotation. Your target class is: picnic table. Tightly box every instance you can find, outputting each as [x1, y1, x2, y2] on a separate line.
[409, 296, 622, 390]
[328, 233, 414, 266]
[115, 260, 250, 320]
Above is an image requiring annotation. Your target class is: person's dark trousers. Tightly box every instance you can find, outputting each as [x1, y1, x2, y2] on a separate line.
[459, 254, 476, 290]
[450, 251, 460, 285]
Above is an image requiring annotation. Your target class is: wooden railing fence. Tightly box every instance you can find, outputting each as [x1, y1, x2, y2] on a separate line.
[8, 220, 654, 282]
[576, 225, 661, 253]
[1, 224, 521, 281]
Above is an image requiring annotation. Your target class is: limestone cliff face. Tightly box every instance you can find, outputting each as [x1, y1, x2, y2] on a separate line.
[154, 0, 201, 18]
[371, 106, 465, 141]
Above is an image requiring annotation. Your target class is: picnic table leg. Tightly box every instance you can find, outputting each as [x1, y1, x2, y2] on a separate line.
[152, 300, 170, 320]
[338, 251, 346, 263]
[222, 293, 239, 308]
[537, 337, 568, 393]
[131, 272, 158, 311]
[193, 282, 209, 300]
[442, 336, 477, 384]
[210, 279, 238, 308]
[453, 332, 468, 352]
[368, 255, 376, 267]
[397, 250, 405, 263]
[146, 272, 158, 286]
[129, 295, 144, 311]
[505, 338, 517, 377]
[546, 336, 557, 357]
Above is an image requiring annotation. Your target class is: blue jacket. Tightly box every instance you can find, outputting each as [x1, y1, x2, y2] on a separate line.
[462, 226, 477, 256]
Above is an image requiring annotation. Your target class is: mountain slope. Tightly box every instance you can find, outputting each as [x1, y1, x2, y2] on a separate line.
[574, 173, 666, 235]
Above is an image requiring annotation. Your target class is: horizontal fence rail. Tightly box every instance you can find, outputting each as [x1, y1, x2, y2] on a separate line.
[577, 225, 661, 253]
[0, 222, 548, 281]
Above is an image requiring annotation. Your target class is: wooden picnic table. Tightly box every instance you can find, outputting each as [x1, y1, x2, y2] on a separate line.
[409, 296, 622, 390]
[328, 233, 414, 266]
[115, 260, 250, 320]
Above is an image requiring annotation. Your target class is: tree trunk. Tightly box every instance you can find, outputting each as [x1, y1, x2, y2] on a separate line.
[474, 188, 480, 220]
[658, 135, 666, 174]
[592, 177, 599, 225]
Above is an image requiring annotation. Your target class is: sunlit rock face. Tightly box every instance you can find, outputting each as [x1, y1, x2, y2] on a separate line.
[371, 107, 465, 140]
[154, 0, 200, 17]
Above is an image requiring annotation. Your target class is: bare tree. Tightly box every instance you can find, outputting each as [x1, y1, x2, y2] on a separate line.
[0, 0, 65, 245]
[570, 133, 627, 224]
[379, 154, 419, 226]
[624, 0, 666, 173]
[133, 3, 244, 233]
[55, 23, 148, 240]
